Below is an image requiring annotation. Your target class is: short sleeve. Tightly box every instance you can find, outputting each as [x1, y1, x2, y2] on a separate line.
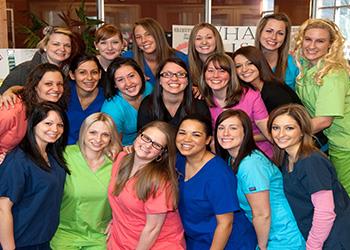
[101, 99, 124, 133]
[205, 164, 239, 214]
[297, 154, 333, 195]
[0, 150, 26, 203]
[144, 182, 174, 214]
[315, 70, 349, 117]
[250, 89, 269, 121]
[238, 156, 270, 194]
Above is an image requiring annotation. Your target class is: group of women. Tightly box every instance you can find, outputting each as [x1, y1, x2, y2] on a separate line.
[0, 11, 350, 250]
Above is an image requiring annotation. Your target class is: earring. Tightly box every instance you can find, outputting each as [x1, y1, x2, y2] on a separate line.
[44, 48, 47, 52]
[156, 154, 162, 162]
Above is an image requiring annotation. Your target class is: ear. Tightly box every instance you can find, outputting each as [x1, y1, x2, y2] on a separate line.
[69, 71, 75, 80]
[122, 39, 128, 49]
[205, 135, 212, 146]
[94, 41, 98, 50]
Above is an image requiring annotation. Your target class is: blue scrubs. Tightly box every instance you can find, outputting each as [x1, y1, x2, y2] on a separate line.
[177, 154, 257, 250]
[101, 81, 153, 146]
[236, 150, 305, 249]
[123, 50, 189, 85]
[272, 54, 299, 90]
[66, 81, 105, 145]
[0, 147, 66, 249]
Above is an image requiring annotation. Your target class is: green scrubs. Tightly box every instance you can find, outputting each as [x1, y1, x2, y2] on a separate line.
[296, 59, 350, 194]
[51, 145, 112, 250]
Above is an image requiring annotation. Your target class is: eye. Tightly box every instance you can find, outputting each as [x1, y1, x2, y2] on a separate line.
[264, 29, 273, 33]
[177, 131, 186, 135]
[99, 41, 106, 45]
[112, 40, 120, 44]
[235, 64, 242, 69]
[57, 123, 64, 129]
[218, 68, 226, 73]
[102, 132, 111, 138]
[115, 77, 124, 83]
[271, 125, 279, 131]
[192, 132, 201, 137]
[78, 70, 87, 75]
[45, 122, 53, 126]
[89, 130, 97, 135]
[286, 126, 295, 131]
[195, 36, 202, 40]
[277, 31, 285, 36]
[44, 82, 53, 86]
[64, 44, 71, 48]
[92, 70, 100, 75]
[217, 126, 224, 131]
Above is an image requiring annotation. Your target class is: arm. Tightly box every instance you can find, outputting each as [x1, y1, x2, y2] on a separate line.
[255, 118, 272, 142]
[246, 191, 271, 250]
[210, 213, 233, 250]
[135, 213, 166, 250]
[306, 190, 336, 250]
[311, 116, 334, 134]
[0, 86, 23, 109]
[0, 197, 15, 250]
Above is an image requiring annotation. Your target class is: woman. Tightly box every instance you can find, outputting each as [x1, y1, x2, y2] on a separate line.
[294, 19, 350, 194]
[108, 121, 185, 249]
[176, 114, 257, 249]
[123, 17, 188, 85]
[51, 113, 122, 249]
[255, 13, 298, 90]
[101, 57, 153, 146]
[215, 109, 305, 250]
[188, 22, 224, 86]
[199, 52, 272, 157]
[0, 102, 69, 250]
[268, 104, 350, 249]
[0, 63, 68, 157]
[66, 54, 105, 144]
[232, 45, 301, 113]
[138, 57, 210, 130]
[0, 26, 80, 94]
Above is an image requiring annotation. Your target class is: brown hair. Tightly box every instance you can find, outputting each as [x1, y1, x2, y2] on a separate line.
[199, 53, 243, 108]
[255, 13, 292, 82]
[267, 104, 318, 167]
[113, 121, 178, 208]
[95, 24, 123, 43]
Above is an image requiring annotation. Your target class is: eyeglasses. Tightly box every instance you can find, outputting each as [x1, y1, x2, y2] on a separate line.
[160, 72, 187, 79]
[140, 133, 166, 151]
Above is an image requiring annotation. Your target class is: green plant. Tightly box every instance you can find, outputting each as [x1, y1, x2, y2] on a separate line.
[19, 0, 104, 55]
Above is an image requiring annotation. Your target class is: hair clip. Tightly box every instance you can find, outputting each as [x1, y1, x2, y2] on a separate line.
[43, 26, 54, 36]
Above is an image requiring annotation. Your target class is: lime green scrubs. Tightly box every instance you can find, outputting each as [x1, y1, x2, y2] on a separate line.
[296, 59, 350, 194]
[51, 145, 112, 250]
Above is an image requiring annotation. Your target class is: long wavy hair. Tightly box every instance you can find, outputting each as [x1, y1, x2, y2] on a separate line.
[132, 18, 176, 72]
[214, 109, 259, 173]
[255, 13, 292, 82]
[294, 18, 350, 86]
[113, 121, 178, 208]
[199, 52, 244, 108]
[78, 112, 122, 160]
[267, 104, 318, 168]
[188, 23, 224, 85]
[20, 102, 69, 173]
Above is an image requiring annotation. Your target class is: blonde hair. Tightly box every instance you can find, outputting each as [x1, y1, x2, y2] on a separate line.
[294, 19, 350, 85]
[255, 13, 292, 82]
[188, 23, 224, 85]
[113, 121, 179, 208]
[132, 18, 175, 71]
[78, 112, 122, 160]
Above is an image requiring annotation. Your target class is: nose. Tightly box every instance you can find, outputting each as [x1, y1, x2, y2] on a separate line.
[107, 42, 113, 50]
[223, 127, 230, 136]
[241, 64, 248, 72]
[271, 32, 277, 40]
[59, 44, 65, 51]
[52, 83, 59, 92]
[87, 72, 93, 80]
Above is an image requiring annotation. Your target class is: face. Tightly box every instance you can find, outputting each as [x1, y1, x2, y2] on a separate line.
[195, 27, 216, 57]
[36, 71, 64, 103]
[35, 111, 64, 147]
[70, 60, 101, 94]
[114, 65, 143, 99]
[134, 127, 167, 162]
[95, 34, 124, 61]
[204, 61, 230, 92]
[259, 19, 287, 51]
[176, 119, 211, 158]
[302, 28, 331, 65]
[160, 62, 188, 96]
[84, 121, 111, 153]
[45, 33, 72, 65]
[217, 116, 244, 156]
[271, 114, 303, 154]
[134, 25, 156, 55]
[234, 54, 260, 85]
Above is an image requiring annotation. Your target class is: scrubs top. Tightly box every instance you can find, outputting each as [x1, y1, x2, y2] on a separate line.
[51, 145, 113, 249]
[177, 154, 257, 250]
[236, 150, 305, 249]
[0, 147, 66, 248]
[272, 54, 299, 90]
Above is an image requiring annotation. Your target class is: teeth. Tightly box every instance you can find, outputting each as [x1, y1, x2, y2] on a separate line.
[181, 143, 192, 149]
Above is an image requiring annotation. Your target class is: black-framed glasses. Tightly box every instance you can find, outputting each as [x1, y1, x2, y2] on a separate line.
[140, 133, 166, 151]
[160, 71, 187, 79]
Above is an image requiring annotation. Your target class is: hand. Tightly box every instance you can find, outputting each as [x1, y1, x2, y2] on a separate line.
[104, 220, 113, 241]
[0, 153, 6, 164]
[123, 145, 134, 154]
[192, 86, 203, 99]
[0, 91, 18, 110]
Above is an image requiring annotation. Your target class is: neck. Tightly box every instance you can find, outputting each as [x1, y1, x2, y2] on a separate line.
[36, 140, 48, 160]
[251, 79, 264, 91]
[212, 88, 227, 106]
[228, 147, 239, 160]
[97, 55, 111, 71]
[46, 56, 61, 66]
[143, 52, 157, 62]
[262, 48, 278, 68]
[76, 85, 99, 98]
[199, 53, 209, 64]
[162, 91, 184, 105]
[186, 150, 209, 169]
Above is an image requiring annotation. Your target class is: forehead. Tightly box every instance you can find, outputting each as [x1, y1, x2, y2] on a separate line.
[40, 71, 63, 81]
[88, 120, 110, 131]
[77, 60, 99, 70]
[273, 114, 298, 125]
[143, 127, 167, 144]
[134, 25, 148, 34]
[179, 119, 206, 132]
[162, 62, 186, 72]
[114, 65, 137, 76]
[197, 27, 215, 35]
[41, 110, 63, 122]
[48, 33, 71, 42]
[304, 28, 330, 39]
[234, 54, 249, 62]
[220, 116, 242, 126]
[264, 19, 286, 30]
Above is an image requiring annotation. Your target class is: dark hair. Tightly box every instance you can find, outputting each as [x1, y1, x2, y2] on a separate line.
[178, 113, 212, 151]
[214, 109, 259, 173]
[105, 57, 146, 100]
[69, 54, 102, 73]
[149, 57, 192, 121]
[19, 102, 69, 173]
[19, 63, 69, 115]
[232, 46, 280, 85]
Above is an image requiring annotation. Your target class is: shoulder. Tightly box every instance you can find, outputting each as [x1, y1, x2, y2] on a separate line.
[122, 50, 134, 58]
[174, 50, 188, 60]
[297, 152, 332, 168]
[206, 156, 234, 178]
[239, 151, 274, 174]
[144, 81, 154, 95]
